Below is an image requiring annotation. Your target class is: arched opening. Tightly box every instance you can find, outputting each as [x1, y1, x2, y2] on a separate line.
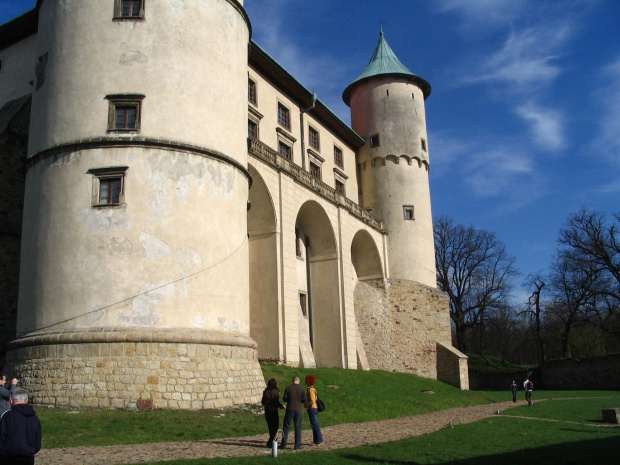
[295, 201, 342, 367]
[351, 230, 384, 281]
[247, 165, 280, 361]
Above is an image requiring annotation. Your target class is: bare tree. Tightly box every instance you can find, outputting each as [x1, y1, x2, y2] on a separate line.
[548, 250, 601, 358]
[523, 274, 547, 363]
[559, 209, 620, 302]
[434, 216, 518, 352]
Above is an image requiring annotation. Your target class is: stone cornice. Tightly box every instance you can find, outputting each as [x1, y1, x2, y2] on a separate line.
[6, 328, 258, 350]
[26, 136, 252, 182]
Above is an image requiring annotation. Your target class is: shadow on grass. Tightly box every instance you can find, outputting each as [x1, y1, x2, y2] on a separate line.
[343, 436, 620, 465]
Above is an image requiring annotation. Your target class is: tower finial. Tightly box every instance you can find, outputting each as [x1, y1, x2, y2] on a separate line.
[380, 21, 387, 36]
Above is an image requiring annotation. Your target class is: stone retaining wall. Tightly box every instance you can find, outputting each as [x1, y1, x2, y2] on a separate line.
[3, 329, 265, 409]
[354, 279, 469, 389]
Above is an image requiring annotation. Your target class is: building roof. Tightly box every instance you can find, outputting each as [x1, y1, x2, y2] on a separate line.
[342, 32, 431, 105]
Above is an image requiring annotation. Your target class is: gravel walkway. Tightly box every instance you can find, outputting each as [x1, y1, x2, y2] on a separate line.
[36, 400, 524, 465]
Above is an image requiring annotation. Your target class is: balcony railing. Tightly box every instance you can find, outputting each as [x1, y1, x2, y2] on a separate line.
[248, 137, 382, 231]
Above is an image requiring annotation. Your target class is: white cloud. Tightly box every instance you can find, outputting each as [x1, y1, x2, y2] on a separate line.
[515, 102, 566, 151]
[436, 0, 529, 32]
[594, 57, 620, 158]
[465, 24, 570, 92]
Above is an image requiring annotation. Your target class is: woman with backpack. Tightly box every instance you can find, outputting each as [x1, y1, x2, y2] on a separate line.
[304, 374, 324, 446]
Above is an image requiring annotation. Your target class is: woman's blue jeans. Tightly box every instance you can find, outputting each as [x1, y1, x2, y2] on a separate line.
[307, 408, 323, 444]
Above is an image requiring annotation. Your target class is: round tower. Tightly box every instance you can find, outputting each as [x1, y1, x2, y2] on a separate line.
[343, 31, 436, 287]
[7, 0, 263, 409]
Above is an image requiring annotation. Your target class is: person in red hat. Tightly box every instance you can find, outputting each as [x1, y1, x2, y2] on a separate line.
[304, 374, 324, 446]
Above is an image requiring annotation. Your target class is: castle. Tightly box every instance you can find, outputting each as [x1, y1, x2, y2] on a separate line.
[0, 0, 468, 410]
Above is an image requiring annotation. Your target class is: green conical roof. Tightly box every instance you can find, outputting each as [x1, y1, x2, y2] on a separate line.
[343, 32, 431, 105]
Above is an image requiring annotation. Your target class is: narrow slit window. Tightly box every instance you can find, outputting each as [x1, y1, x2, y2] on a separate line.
[403, 205, 415, 220]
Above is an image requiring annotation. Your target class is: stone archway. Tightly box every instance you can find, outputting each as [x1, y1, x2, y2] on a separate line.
[247, 165, 280, 361]
[295, 201, 342, 367]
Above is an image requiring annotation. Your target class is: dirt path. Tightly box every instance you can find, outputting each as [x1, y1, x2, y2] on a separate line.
[37, 400, 524, 465]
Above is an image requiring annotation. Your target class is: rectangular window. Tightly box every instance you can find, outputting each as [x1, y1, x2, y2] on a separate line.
[335, 179, 345, 196]
[88, 167, 128, 207]
[248, 119, 259, 139]
[310, 161, 321, 180]
[334, 146, 343, 168]
[370, 134, 380, 148]
[114, 0, 144, 19]
[403, 205, 415, 220]
[248, 78, 257, 105]
[106, 94, 144, 132]
[309, 127, 320, 151]
[278, 140, 292, 160]
[99, 177, 122, 204]
[299, 293, 307, 317]
[278, 102, 290, 129]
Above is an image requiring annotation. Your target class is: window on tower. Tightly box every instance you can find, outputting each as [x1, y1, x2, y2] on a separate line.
[421, 138, 427, 152]
[403, 205, 415, 220]
[106, 94, 144, 132]
[114, 0, 145, 19]
[370, 134, 380, 148]
[88, 167, 128, 207]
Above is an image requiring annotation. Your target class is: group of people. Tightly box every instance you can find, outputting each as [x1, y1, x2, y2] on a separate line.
[0, 373, 42, 465]
[510, 377, 534, 405]
[261, 374, 324, 450]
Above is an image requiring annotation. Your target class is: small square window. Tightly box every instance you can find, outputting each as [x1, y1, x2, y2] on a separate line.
[114, 0, 145, 19]
[106, 94, 144, 132]
[278, 140, 292, 160]
[310, 162, 321, 180]
[309, 127, 320, 151]
[88, 167, 128, 207]
[248, 119, 259, 139]
[370, 134, 380, 148]
[278, 103, 290, 129]
[334, 146, 343, 168]
[248, 78, 257, 105]
[421, 138, 427, 152]
[335, 179, 345, 196]
[403, 205, 415, 220]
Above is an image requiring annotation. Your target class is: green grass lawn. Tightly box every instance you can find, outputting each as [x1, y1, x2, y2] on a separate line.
[118, 396, 620, 465]
[34, 364, 620, 465]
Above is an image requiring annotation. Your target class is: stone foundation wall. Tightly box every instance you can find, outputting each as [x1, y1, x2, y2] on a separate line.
[354, 279, 467, 388]
[436, 342, 469, 390]
[3, 329, 265, 410]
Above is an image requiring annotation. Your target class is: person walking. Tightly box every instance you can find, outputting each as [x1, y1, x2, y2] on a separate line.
[261, 378, 285, 448]
[0, 374, 18, 416]
[511, 380, 518, 403]
[524, 378, 534, 406]
[0, 387, 42, 465]
[304, 374, 324, 446]
[280, 375, 306, 450]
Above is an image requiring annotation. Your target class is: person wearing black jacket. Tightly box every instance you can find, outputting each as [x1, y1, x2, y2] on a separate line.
[0, 374, 18, 415]
[261, 378, 285, 448]
[280, 375, 307, 450]
[0, 388, 42, 465]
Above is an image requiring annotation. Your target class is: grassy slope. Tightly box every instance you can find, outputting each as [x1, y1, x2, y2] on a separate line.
[39, 364, 494, 448]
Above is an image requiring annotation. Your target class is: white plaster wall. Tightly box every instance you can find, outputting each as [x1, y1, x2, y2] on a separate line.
[248, 67, 360, 201]
[0, 34, 36, 108]
[29, 0, 249, 162]
[17, 147, 249, 336]
[248, 155, 386, 368]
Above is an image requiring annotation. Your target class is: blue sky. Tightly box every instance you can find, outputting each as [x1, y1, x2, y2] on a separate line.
[3, 1, 619, 301]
